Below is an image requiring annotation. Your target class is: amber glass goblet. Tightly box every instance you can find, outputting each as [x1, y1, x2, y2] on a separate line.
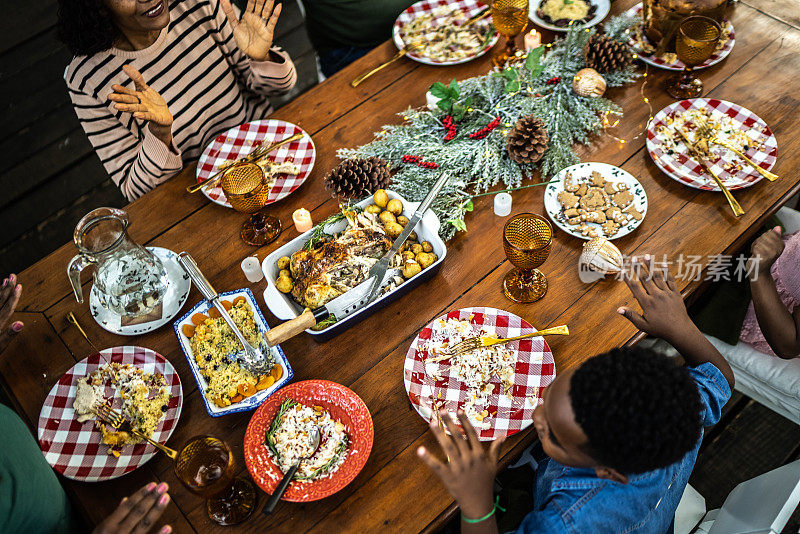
[665, 16, 721, 99]
[502, 213, 552, 303]
[175, 436, 257, 526]
[491, 0, 529, 67]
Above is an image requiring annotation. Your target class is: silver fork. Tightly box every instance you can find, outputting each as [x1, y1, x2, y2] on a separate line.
[694, 115, 779, 182]
[178, 252, 274, 374]
[94, 403, 178, 460]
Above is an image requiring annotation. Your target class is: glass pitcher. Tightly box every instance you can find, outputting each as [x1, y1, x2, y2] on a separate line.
[68, 207, 169, 318]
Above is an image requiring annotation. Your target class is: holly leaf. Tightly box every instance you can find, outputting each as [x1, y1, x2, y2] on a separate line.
[462, 200, 474, 212]
[452, 102, 466, 122]
[437, 99, 452, 113]
[504, 80, 520, 94]
[525, 46, 545, 71]
[448, 79, 460, 99]
[447, 218, 467, 232]
[429, 82, 449, 99]
[463, 96, 473, 109]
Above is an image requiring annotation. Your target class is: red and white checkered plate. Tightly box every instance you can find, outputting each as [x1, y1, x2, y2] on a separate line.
[38, 347, 183, 482]
[404, 307, 556, 441]
[647, 98, 777, 191]
[393, 0, 499, 66]
[626, 3, 735, 71]
[196, 119, 315, 208]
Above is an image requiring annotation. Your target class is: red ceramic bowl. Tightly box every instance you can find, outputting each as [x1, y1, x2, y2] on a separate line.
[244, 379, 374, 501]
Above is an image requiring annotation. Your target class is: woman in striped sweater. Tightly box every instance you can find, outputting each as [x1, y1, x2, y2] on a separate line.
[57, 0, 297, 200]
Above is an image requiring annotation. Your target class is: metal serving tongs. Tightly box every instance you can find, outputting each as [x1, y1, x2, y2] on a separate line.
[186, 133, 303, 194]
[177, 252, 273, 374]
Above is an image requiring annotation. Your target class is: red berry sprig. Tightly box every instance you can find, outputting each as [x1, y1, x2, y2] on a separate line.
[546, 76, 561, 85]
[402, 155, 439, 169]
[442, 115, 457, 142]
[468, 116, 501, 140]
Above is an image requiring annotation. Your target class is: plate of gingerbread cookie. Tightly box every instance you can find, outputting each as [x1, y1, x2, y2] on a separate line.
[543, 162, 647, 240]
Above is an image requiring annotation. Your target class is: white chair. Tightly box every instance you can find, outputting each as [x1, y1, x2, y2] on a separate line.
[689, 459, 800, 534]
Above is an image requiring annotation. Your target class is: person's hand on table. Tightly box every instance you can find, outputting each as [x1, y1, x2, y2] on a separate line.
[221, 0, 282, 62]
[0, 273, 23, 354]
[417, 410, 503, 533]
[108, 65, 174, 150]
[749, 226, 784, 276]
[92, 482, 172, 534]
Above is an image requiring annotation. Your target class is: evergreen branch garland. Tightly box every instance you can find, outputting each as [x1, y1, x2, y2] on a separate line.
[338, 16, 639, 240]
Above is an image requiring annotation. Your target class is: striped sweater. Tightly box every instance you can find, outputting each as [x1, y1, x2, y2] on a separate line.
[65, 0, 297, 201]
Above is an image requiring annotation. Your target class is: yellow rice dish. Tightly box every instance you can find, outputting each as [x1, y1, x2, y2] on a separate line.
[184, 298, 283, 408]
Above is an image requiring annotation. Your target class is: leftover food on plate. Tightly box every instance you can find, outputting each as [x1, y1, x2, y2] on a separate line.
[182, 297, 283, 408]
[536, 0, 598, 27]
[420, 316, 523, 428]
[275, 191, 437, 329]
[555, 170, 640, 237]
[630, 17, 731, 65]
[654, 106, 769, 176]
[400, 5, 494, 62]
[72, 362, 171, 456]
[265, 398, 349, 481]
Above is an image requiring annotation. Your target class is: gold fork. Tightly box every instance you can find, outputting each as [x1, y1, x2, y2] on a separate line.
[350, 43, 422, 88]
[94, 403, 178, 460]
[427, 325, 569, 363]
[674, 127, 745, 218]
[694, 116, 778, 182]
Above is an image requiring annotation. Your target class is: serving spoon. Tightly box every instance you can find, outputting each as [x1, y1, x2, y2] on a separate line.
[262, 426, 321, 514]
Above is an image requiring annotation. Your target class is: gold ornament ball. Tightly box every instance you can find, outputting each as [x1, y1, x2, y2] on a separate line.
[572, 68, 607, 98]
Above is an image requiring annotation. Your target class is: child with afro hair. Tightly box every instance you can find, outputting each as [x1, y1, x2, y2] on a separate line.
[418, 259, 734, 533]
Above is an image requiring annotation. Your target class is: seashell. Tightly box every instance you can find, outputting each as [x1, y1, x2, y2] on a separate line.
[572, 68, 607, 98]
[579, 237, 623, 275]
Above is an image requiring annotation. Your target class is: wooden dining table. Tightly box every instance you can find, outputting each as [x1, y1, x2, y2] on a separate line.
[4, 0, 800, 531]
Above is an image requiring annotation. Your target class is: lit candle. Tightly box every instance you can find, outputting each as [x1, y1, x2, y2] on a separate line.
[292, 208, 313, 233]
[494, 193, 512, 216]
[524, 30, 541, 51]
[240, 256, 263, 283]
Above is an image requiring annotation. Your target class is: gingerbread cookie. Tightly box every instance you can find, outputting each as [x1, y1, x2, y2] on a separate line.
[564, 208, 580, 218]
[575, 183, 588, 197]
[580, 187, 606, 210]
[581, 210, 607, 224]
[605, 207, 628, 225]
[601, 220, 620, 236]
[604, 181, 629, 195]
[612, 190, 634, 209]
[558, 191, 580, 209]
[590, 171, 606, 187]
[624, 205, 644, 221]
[563, 172, 579, 192]
[578, 223, 601, 238]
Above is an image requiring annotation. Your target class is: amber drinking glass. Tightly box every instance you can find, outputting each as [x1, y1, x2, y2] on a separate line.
[241, 210, 281, 246]
[502, 213, 552, 303]
[665, 16, 721, 99]
[492, 0, 529, 67]
[175, 436, 257, 526]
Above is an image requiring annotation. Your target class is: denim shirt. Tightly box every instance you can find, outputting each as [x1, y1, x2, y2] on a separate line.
[516, 363, 731, 534]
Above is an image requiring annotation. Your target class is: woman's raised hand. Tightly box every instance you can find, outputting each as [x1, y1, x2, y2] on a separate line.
[108, 65, 174, 147]
[221, 0, 282, 62]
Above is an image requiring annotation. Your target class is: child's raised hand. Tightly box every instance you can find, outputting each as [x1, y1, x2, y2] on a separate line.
[417, 411, 504, 521]
[749, 226, 784, 275]
[618, 257, 693, 342]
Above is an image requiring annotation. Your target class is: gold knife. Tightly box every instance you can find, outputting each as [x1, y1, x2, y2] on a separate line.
[186, 133, 303, 194]
[675, 128, 745, 218]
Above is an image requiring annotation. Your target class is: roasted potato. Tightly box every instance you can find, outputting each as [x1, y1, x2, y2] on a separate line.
[275, 276, 294, 294]
[402, 261, 422, 279]
[421, 241, 433, 253]
[402, 251, 416, 262]
[408, 232, 418, 241]
[397, 215, 410, 226]
[411, 243, 423, 255]
[279, 269, 292, 279]
[365, 204, 382, 215]
[417, 252, 436, 269]
[378, 211, 396, 226]
[276, 256, 291, 270]
[385, 221, 403, 238]
[387, 198, 403, 215]
[373, 189, 389, 208]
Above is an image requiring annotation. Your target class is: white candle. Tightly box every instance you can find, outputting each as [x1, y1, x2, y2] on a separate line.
[240, 256, 263, 283]
[494, 193, 512, 216]
[524, 30, 541, 51]
[292, 208, 313, 233]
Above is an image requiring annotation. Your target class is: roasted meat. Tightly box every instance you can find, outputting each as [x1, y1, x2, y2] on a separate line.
[290, 212, 391, 309]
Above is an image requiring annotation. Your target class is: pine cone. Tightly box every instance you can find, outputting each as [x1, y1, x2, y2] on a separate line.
[583, 34, 633, 73]
[506, 115, 548, 165]
[324, 157, 392, 199]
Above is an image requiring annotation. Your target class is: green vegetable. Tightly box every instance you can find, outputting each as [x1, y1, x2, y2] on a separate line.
[265, 398, 297, 463]
[294, 435, 350, 481]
